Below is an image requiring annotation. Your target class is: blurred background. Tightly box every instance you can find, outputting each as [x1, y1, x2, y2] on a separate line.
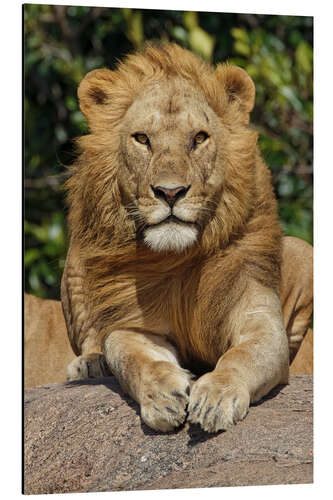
[24, 5, 313, 299]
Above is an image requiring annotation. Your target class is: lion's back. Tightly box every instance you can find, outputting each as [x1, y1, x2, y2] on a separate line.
[24, 293, 75, 387]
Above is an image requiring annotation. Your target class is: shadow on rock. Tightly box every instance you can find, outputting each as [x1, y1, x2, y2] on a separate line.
[187, 422, 224, 447]
[251, 383, 287, 407]
[65, 376, 141, 414]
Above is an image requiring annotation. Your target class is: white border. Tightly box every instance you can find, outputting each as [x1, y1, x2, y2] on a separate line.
[2, 1, 332, 499]
[17, 0, 315, 15]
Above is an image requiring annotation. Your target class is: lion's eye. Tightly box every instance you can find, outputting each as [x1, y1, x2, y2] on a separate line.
[133, 133, 150, 146]
[193, 131, 209, 147]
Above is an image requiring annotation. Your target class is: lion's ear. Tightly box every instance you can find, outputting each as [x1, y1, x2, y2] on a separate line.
[78, 69, 115, 119]
[214, 65, 255, 113]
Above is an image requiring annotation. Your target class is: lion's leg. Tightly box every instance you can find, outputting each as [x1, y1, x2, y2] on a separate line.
[66, 331, 111, 381]
[62, 244, 111, 381]
[188, 280, 289, 433]
[279, 236, 313, 367]
[104, 331, 194, 432]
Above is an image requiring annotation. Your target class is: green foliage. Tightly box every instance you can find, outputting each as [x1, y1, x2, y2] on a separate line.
[227, 20, 313, 243]
[24, 6, 313, 299]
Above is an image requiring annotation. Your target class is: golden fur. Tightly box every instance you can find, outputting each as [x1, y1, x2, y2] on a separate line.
[290, 328, 313, 375]
[61, 44, 312, 432]
[280, 236, 313, 373]
[24, 240, 312, 388]
[24, 293, 74, 387]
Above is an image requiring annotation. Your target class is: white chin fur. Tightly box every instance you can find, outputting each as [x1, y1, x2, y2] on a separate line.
[144, 222, 198, 253]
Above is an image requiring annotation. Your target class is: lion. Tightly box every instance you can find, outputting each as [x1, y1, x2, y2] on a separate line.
[61, 43, 313, 433]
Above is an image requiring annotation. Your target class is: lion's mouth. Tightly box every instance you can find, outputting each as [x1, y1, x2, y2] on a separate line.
[149, 214, 197, 228]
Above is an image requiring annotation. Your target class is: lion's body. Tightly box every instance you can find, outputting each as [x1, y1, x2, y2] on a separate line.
[24, 293, 74, 387]
[290, 328, 313, 375]
[61, 44, 313, 432]
[24, 239, 313, 388]
[280, 236, 313, 366]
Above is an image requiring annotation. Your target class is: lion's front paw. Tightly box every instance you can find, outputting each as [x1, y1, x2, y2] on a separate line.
[188, 372, 250, 433]
[140, 361, 194, 432]
[66, 353, 110, 381]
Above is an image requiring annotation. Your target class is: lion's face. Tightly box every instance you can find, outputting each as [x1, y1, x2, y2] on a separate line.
[75, 44, 256, 254]
[118, 78, 224, 252]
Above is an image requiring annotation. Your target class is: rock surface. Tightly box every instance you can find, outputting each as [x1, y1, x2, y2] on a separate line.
[24, 375, 313, 494]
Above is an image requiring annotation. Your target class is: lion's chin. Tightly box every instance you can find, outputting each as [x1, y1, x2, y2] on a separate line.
[144, 222, 198, 253]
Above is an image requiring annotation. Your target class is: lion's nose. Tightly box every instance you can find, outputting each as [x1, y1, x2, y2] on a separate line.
[151, 185, 191, 207]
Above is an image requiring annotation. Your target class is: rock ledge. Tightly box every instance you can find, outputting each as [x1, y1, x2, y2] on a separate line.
[24, 375, 313, 494]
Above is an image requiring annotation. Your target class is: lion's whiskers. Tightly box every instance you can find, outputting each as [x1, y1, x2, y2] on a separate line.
[125, 203, 148, 231]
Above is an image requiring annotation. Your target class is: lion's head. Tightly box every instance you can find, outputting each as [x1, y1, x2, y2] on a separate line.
[68, 44, 261, 255]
